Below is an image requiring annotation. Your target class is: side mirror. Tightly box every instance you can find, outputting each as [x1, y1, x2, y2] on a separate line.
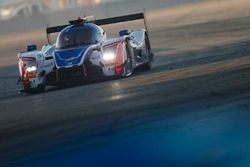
[26, 44, 37, 52]
[119, 29, 130, 36]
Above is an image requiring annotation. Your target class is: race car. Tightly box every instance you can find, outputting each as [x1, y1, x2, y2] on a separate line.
[17, 12, 154, 93]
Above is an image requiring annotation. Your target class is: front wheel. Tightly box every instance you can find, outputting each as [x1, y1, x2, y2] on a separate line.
[23, 77, 46, 94]
[27, 84, 46, 94]
[123, 43, 134, 77]
[123, 56, 133, 77]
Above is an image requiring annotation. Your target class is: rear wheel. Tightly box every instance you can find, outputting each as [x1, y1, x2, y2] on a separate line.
[141, 35, 152, 70]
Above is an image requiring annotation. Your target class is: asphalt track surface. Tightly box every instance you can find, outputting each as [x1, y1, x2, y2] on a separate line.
[0, 0, 250, 166]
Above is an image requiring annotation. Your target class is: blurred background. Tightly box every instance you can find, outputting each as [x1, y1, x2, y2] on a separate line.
[0, 0, 206, 35]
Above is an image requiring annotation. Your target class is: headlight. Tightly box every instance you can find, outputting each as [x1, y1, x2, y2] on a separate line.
[26, 66, 37, 72]
[1, 9, 11, 17]
[103, 52, 116, 61]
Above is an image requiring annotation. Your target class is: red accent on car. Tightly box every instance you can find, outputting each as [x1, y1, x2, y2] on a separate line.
[18, 60, 24, 77]
[115, 66, 123, 75]
[20, 57, 34, 61]
[115, 43, 124, 75]
[21, 72, 31, 90]
[18, 57, 37, 90]
[23, 80, 31, 90]
[103, 43, 118, 49]
[84, 49, 93, 62]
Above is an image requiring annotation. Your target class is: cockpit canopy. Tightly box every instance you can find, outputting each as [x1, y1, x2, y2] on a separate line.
[56, 23, 104, 50]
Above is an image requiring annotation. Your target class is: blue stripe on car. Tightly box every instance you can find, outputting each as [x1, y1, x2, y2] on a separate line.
[54, 45, 90, 67]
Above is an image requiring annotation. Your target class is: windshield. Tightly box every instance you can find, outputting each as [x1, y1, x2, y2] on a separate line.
[56, 27, 97, 49]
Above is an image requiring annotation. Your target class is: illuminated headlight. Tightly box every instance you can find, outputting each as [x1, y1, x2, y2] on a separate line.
[103, 52, 116, 61]
[0, 9, 11, 17]
[26, 66, 37, 72]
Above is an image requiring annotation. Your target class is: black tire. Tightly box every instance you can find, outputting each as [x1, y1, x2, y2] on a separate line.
[86, 63, 104, 81]
[141, 61, 151, 71]
[25, 84, 46, 94]
[36, 84, 46, 92]
[141, 34, 152, 71]
[25, 77, 46, 94]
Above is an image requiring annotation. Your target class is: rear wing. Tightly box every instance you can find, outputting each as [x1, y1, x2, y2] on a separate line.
[46, 12, 148, 44]
[95, 12, 147, 26]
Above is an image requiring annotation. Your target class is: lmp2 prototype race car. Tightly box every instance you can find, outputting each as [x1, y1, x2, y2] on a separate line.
[17, 13, 154, 93]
